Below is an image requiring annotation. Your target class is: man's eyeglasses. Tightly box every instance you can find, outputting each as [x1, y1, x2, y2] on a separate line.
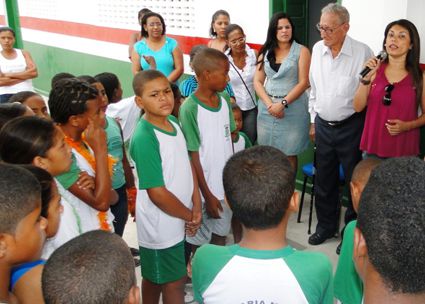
[316, 23, 344, 35]
[383, 84, 395, 106]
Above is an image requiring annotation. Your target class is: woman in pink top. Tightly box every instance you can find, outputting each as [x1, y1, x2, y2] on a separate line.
[353, 19, 425, 158]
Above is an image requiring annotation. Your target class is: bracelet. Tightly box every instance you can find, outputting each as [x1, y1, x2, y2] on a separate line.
[360, 78, 371, 85]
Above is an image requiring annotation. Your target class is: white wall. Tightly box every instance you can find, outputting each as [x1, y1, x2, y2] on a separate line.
[406, 0, 425, 62]
[18, 0, 269, 44]
[343, 0, 424, 63]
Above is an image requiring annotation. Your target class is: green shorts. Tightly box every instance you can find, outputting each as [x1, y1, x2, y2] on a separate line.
[139, 241, 186, 284]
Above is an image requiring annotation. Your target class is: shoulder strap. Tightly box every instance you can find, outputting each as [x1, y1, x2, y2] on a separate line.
[228, 60, 257, 108]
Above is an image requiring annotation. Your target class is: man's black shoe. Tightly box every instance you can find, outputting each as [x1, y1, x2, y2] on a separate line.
[308, 231, 334, 245]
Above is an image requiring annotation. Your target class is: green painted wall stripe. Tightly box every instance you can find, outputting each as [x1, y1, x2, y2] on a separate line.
[23, 41, 134, 97]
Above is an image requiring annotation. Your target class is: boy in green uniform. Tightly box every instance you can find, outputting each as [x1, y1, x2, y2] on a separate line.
[42, 230, 140, 304]
[192, 146, 333, 304]
[334, 158, 381, 304]
[130, 70, 201, 304]
[179, 47, 236, 247]
[354, 157, 425, 303]
[0, 164, 47, 304]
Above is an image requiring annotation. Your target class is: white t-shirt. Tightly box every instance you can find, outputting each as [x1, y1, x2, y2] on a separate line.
[41, 181, 81, 259]
[226, 45, 257, 111]
[130, 117, 193, 249]
[193, 244, 334, 304]
[106, 96, 141, 143]
[179, 94, 235, 201]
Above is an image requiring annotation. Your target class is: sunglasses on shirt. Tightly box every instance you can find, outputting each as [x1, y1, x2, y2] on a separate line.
[382, 84, 395, 106]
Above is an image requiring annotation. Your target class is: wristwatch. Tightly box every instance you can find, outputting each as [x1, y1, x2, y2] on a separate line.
[281, 99, 289, 108]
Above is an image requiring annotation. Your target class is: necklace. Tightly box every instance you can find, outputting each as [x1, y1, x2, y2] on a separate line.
[64, 135, 117, 231]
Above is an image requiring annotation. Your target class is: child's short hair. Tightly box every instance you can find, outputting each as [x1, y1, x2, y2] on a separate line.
[0, 116, 58, 164]
[0, 163, 41, 233]
[20, 165, 54, 219]
[51, 72, 75, 89]
[132, 70, 167, 97]
[0, 102, 28, 129]
[189, 45, 207, 63]
[351, 158, 381, 186]
[48, 78, 98, 124]
[8, 91, 39, 104]
[223, 145, 295, 229]
[231, 103, 241, 111]
[42, 230, 136, 304]
[357, 157, 425, 294]
[95, 72, 120, 101]
[192, 47, 229, 77]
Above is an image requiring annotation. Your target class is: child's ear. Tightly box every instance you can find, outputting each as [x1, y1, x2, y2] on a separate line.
[127, 285, 141, 304]
[350, 181, 361, 211]
[287, 191, 299, 212]
[353, 227, 368, 280]
[32, 156, 48, 170]
[134, 96, 144, 109]
[203, 69, 211, 81]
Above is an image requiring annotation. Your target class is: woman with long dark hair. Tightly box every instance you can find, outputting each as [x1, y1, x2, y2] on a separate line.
[254, 12, 311, 170]
[353, 19, 425, 158]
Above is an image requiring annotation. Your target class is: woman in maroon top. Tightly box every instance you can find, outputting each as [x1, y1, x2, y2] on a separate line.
[353, 19, 425, 158]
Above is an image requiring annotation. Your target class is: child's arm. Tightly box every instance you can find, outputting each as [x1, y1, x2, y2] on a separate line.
[147, 186, 192, 221]
[68, 119, 118, 211]
[12, 265, 43, 304]
[191, 151, 223, 219]
[186, 161, 202, 236]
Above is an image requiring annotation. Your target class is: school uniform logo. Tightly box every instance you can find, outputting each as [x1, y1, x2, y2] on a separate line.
[224, 123, 231, 140]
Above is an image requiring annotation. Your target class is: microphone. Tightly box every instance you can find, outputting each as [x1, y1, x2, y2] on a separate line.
[359, 50, 387, 78]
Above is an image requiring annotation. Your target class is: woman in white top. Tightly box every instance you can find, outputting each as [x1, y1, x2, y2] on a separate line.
[225, 24, 258, 143]
[0, 27, 37, 103]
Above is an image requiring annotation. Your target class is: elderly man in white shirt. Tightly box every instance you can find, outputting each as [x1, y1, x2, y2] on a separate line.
[308, 3, 373, 248]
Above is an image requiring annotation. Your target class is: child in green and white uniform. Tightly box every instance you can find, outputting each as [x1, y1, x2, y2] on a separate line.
[179, 48, 236, 247]
[192, 146, 334, 304]
[129, 70, 201, 303]
[334, 158, 381, 304]
[231, 103, 252, 153]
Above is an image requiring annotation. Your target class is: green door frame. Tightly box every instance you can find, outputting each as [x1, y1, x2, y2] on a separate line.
[269, 0, 309, 46]
[3, 0, 23, 48]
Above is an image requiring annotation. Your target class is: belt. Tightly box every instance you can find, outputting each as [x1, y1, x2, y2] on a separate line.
[268, 94, 286, 99]
[318, 113, 357, 127]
